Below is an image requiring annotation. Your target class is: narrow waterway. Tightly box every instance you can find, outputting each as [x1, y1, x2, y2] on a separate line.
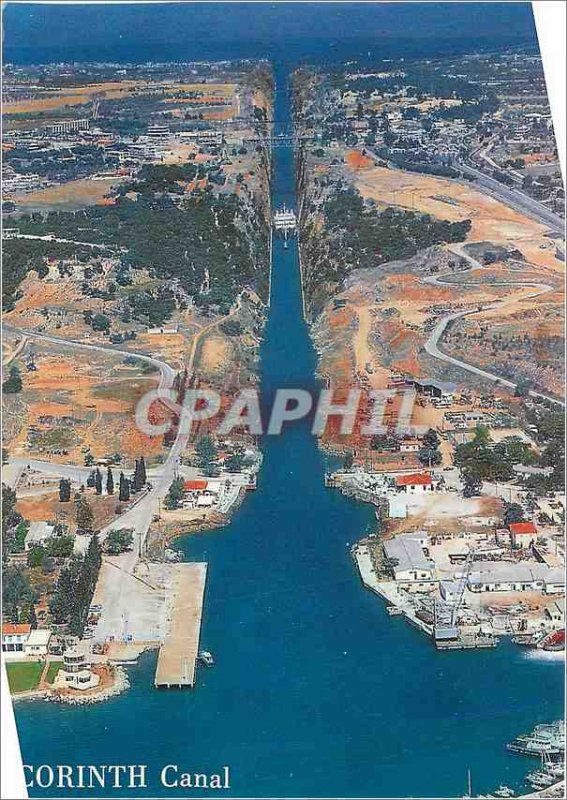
[16, 64, 563, 799]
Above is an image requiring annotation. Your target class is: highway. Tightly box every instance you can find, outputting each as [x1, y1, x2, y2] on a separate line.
[456, 160, 564, 232]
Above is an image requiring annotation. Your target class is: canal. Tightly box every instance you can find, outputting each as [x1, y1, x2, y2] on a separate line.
[16, 63, 564, 799]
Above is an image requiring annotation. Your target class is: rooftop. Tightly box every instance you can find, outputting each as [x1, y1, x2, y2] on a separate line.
[384, 535, 434, 575]
[2, 623, 31, 637]
[509, 521, 537, 536]
[396, 473, 433, 487]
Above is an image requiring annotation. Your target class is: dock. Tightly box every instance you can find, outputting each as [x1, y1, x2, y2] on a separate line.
[154, 562, 207, 688]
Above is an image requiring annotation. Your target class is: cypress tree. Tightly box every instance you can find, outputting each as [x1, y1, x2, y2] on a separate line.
[119, 472, 130, 502]
[106, 468, 114, 495]
[94, 469, 103, 495]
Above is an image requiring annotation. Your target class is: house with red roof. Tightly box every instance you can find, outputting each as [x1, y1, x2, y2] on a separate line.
[509, 521, 537, 549]
[1, 623, 31, 654]
[395, 473, 437, 494]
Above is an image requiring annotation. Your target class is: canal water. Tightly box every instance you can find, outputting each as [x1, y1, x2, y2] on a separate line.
[15, 59, 564, 799]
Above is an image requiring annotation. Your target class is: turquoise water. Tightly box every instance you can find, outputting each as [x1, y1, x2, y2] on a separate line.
[15, 60, 564, 799]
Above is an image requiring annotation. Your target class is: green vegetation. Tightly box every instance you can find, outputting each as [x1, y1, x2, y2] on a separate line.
[6, 661, 44, 694]
[301, 184, 470, 313]
[418, 429, 442, 467]
[2, 483, 24, 556]
[455, 427, 537, 495]
[2, 565, 36, 622]
[11, 175, 269, 318]
[45, 661, 65, 685]
[2, 364, 23, 394]
[104, 528, 134, 555]
[75, 494, 95, 532]
[49, 535, 102, 636]
[194, 434, 219, 476]
[164, 476, 185, 510]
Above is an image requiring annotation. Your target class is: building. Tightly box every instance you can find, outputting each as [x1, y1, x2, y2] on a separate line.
[509, 521, 538, 549]
[413, 379, 457, 403]
[54, 648, 100, 691]
[1, 623, 31, 654]
[399, 438, 421, 453]
[383, 534, 436, 587]
[23, 629, 52, 657]
[395, 473, 436, 494]
[546, 600, 565, 625]
[24, 521, 55, 552]
[46, 118, 89, 135]
[468, 563, 565, 594]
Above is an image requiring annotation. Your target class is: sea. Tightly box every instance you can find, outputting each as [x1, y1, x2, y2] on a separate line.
[4, 3, 563, 798]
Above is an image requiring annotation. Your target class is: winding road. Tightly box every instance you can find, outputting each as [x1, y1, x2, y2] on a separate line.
[422, 247, 564, 408]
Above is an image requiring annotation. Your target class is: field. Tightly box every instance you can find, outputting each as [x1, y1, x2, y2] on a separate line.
[13, 177, 126, 212]
[6, 661, 44, 694]
[2, 341, 165, 466]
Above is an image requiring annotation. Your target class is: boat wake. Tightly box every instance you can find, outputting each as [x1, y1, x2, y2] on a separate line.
[521, 649, 565, 664]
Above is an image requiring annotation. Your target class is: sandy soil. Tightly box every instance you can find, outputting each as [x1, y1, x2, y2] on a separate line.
[353, 165, 564, 273]
[13, 178, 126, 211]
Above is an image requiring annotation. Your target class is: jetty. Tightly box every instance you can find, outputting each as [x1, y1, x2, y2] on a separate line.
[154, 563, 207, 688]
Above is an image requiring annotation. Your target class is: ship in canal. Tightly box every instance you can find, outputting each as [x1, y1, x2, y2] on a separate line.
[273, 205, 297, 247]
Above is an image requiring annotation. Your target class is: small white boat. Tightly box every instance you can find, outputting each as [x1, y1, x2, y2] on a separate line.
[199, 650, 214, 666]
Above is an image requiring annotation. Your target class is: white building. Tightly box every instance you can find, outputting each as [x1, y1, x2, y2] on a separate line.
[23, 629, 52, 657]
[24, 522, 55, 552]
[468, 563, 565, 594]
[384, 534, 436, 588]
[54, 648, 100, 691]
[1, 624, 31, 655]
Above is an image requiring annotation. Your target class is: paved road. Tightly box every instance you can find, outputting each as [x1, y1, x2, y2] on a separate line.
[422, 260, 564, 408]
[456, 160, 564, 232]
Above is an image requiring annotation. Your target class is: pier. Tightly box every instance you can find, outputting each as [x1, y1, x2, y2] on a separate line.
[154, 563, 207, 688]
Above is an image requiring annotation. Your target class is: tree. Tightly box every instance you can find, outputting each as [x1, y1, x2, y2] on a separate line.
[94, 469, 103, 495]
[418, 446, 442, 467]
[75, 495, 94, 531]
[118, 472, 130, 502]
[3, 364, 22, 393]
[59, 478, 72, 502]
[27, 545, 46, 568]
[194, 435, 218, 475]
[104, 529, 134, 555]
[504, 503, 525, 527]
[132, 457, 147, 491]
[343, 450, 354, 470]
[106, 468, 114, 495]
[423, 429, 441, 449]
[462, 472, 482, 497]
[225, 451, 245, 473]
[164, 476, 185, 510]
